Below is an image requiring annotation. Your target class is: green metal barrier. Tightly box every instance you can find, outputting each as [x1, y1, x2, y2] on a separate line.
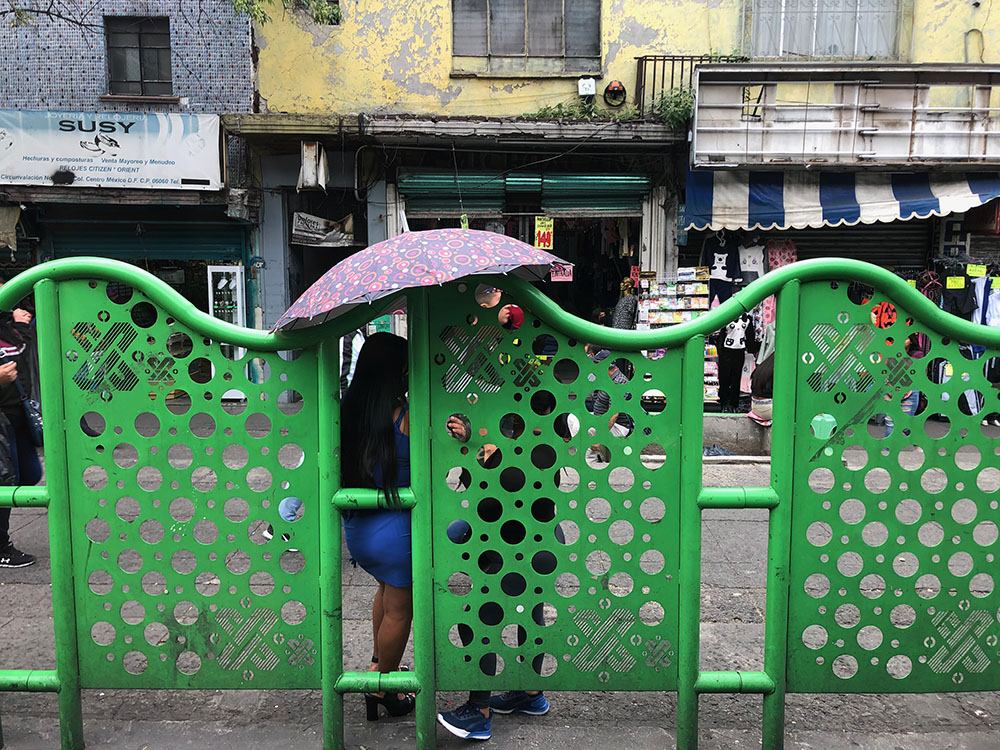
[1, 257, 999, 750]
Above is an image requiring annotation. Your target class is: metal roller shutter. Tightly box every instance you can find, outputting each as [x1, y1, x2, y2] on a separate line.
[766, 219, 933, 269]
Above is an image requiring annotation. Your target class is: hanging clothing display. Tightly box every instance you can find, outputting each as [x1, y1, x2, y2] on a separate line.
[701, 233, 741, 307]
[738, 242, 765, 284]
[761, 240, 798, 326]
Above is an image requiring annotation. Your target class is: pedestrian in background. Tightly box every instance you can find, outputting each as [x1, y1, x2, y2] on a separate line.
[0, 304, 39, 568]
[339, 332, 415, 721]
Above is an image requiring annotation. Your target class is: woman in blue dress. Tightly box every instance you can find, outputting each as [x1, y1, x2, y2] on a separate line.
[340, 332, 415, 720]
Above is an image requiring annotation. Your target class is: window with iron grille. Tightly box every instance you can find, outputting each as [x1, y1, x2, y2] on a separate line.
[748, 0, 899, 59]
[452, 0, 600, 75]
[105, 16, 173, 96]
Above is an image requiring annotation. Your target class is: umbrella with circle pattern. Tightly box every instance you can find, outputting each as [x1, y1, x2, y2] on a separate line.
[272, 228, 571, 331]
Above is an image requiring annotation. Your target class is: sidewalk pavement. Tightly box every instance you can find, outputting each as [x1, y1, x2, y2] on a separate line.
[3, 463, 1000, 749]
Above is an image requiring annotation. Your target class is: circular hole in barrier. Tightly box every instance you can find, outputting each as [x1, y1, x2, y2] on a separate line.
[91, 622, 116, 646]
[639, 601, 664, 626]
[970, 572, 994, 598]
[88, 570, 113, 595]
[130, 302, 157, 328]
[554, 572, 580, 597]
[277, 390, 304, 416]
[176, 651, 202, 675]
[639, 549, 665, 575]
[173, 601, 200, 626]
[861, 521, 888, 547]
[917, 521, 944, 547]
[806, 521, 833, 547]
[836, 552, 864, 577]
[141, 570, 167, 596]
[281, 600, 307, 626]
[808, 468, 835, 494]
[892, 552, 919, 578]
[168, 443, 194, 470]
[144, 621, 169, 647]
[894, 498, 922, 525]
[170, 549, 197, 575]
[973, 520, 999, 546]
[138, 518, 164, 545]
[81, 412, 106, 436]
[194, 571, 221, 597]
[951, 498, 978, 524]
[886, 654, 912, 679]
[915, 573, 940, 599]
[117, 549, 143, 574]
[120, 600, 146, 625]
[802, 624, 828, 650]
[859, 573, 886, 599]
[839, 498, 866, 525]
[123, 651, 148, 675]
[498, 413, 524, 439]
[249, 570, 275, 596]
[804, 573, 830, 599]
[188, 357, 213, 384]
[553, 358, 579, 384]
[889, 604, 916, 628]
[85, 518, 111, 543]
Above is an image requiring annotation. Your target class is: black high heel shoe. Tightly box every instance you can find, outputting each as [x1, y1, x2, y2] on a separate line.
[365, 690, 416, 721]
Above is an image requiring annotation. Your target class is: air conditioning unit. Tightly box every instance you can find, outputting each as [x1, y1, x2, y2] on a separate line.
[297, 141, 329, 192]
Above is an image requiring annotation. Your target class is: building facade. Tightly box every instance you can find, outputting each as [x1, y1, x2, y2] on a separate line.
[238, 0, 1000, 330]
[0, 0, 255, 321]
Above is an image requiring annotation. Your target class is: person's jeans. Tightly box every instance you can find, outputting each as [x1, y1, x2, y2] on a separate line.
[885, 390, 920, 437]
[0, 419, 42, 548]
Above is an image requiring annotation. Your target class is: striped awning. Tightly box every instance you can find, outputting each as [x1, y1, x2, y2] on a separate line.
[685, 170, 1000, 231]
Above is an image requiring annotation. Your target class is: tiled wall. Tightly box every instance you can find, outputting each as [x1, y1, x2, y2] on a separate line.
[0, 0, 253, 114]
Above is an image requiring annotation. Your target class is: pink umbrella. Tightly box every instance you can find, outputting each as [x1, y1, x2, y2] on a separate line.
[272, 228, 571, 331]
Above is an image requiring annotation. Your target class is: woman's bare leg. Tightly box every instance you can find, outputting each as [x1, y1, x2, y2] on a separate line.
[372, 582, 412, 699]
[370, 581, 385, 670]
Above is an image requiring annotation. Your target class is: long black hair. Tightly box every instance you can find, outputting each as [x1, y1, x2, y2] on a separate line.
[340, 332, 409, 505]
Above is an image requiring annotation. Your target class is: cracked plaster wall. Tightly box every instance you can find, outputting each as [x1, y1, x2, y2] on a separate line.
[256, 0, 742, 116]
[257, 0, 1000, 117]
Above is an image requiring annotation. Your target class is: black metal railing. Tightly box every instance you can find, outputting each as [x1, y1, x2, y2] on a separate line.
[635, 54, 748, 118]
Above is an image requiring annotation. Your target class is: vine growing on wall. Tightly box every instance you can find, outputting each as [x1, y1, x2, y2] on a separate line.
[233, 0, 342, 25]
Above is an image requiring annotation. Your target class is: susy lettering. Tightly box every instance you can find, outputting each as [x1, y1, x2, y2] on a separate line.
[58, 120, 136, 134]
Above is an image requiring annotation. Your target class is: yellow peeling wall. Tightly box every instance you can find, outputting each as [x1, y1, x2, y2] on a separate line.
[256, 0, 1000, 117]
[255, 0, 742, 116]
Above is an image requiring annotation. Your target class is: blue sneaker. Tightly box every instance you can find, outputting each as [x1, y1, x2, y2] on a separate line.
[488, 691, 549, 715]
[437, 702, 492, 740]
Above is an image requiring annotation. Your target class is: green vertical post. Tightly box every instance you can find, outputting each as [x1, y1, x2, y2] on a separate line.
[407, 289, 437, 748]
[36, 279, 84, 750]
[318, 339, 345, 750]
[761, 280, 801, 750]
[677, 335, 705, 750]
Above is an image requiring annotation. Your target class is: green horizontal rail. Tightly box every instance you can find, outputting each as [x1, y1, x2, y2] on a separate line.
[333, 671, 422, 694]
[697, 487, 779, 510]
[0, 487, 50, 508]
[331, 488, 417, 510]
[0, 670, 60, 692]
[695, 671, 776, 694]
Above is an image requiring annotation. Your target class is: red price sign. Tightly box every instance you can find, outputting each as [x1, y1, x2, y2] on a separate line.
[534, 216, 553, 250]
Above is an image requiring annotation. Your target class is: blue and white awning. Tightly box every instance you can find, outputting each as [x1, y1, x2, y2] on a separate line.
[685, 170, 1000, 231]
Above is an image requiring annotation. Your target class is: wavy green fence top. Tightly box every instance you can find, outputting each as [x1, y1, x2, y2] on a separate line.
[4, 257, 997, 352]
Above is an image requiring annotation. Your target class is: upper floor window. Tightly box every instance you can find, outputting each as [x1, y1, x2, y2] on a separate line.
[105, 17, 173, 96]
[749, 0, 899, 59]
[452, 0, 600, 76]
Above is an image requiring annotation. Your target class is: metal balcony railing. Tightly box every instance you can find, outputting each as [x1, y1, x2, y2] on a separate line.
[634, 54, 748, 118]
